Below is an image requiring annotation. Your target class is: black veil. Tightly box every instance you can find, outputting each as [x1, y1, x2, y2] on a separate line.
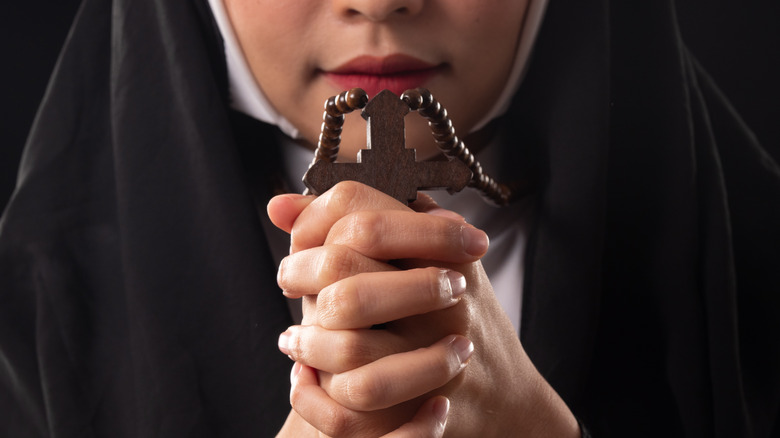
[1, 0, 778, 436]
[1, 0, 291, 435]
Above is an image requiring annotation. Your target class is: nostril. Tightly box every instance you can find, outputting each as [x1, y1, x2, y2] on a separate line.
[345, 7, 409, 20]
[337, 0, 421, 22]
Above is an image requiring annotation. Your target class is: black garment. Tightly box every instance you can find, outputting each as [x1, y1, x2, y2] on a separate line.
[515, 2, 780, 436]
[1, 0, 778, 437]
[0, 0, 291, 436]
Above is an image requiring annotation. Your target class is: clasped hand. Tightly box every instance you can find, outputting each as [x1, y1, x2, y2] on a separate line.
[268, 182, 579, 438]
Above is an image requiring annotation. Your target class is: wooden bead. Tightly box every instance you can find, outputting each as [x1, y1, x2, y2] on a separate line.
[318, 135, 340, 148]
[324, 99, 342, 117]
[312, 89, 369, 169]
[419, 89, 434, 108]
[335, 93, 349, 113]
[431, 124, 454, 140]
[323, 113, 343, 128]
[401, 89, 423, 110]
[401, 87, 516, 206]
[346, 88, 369, 109]
[432, 129, 456, 145]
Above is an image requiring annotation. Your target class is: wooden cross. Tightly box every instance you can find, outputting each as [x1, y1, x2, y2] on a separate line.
[302, 90, 472, 204]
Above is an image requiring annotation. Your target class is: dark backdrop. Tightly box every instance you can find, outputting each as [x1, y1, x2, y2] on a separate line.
[2, 0, 779, 211]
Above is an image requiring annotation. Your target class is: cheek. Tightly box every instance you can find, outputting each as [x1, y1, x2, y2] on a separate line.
[225, 0, 325, 126]
[463, 0, 527, 60]
[447, 1, 528, 109]
[225, 0, 319, 71]
[225, 0, 310, 32]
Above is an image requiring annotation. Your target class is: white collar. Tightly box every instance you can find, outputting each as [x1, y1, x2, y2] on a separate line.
[207, 0, 300, 138]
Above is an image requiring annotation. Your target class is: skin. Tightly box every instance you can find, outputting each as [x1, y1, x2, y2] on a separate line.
[268, 184, 580, 437]
[223, 0, 528, 161]
[222, 0, 581, 435]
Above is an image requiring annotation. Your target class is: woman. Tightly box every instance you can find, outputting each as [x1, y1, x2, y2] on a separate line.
[1, 0, 778, 436]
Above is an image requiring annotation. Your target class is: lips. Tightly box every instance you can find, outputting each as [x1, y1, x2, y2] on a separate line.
[323, 54, 442, 97]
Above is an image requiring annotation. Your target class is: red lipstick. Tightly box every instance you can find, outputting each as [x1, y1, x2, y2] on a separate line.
[323, 54, 441, 97]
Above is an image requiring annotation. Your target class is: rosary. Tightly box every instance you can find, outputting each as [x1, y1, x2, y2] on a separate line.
[302, 88, 518, 207]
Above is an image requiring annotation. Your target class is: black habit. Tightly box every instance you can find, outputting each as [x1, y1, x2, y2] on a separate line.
[1, 0, 778, 436]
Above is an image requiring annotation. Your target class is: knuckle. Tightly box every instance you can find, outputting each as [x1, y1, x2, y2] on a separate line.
[289, 373, 360, 438]
[342, 371, 385, 410]
[332, 331, 373, 370]
[314, 245, 355, 287]
[326, 181, 363, 210]
[337, 211, 384, 253]
[319, 404, 355, 438]
[317, 281, 359, 328]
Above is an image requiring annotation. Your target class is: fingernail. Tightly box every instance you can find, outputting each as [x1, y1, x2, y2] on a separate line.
[445, 270, 466, 299]
[278, 331, 291, 355]
[290, 362, 302, 385]
[433, 397, 450, 428]
[452, 336, 474, 365]
[462, 226, 489, 257]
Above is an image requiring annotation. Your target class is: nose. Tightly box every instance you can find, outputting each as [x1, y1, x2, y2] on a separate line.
[333, 0, 424, 22]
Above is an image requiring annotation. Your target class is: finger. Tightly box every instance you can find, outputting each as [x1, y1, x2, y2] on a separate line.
[278, 245, 396, 298]
[323, 335, 474, 412]
[290, 362, 362, 437]
[267, 193, 316, 234]
[315, 267, 467, 330]
[290, 363, 417, 438]
[325, 209, 489, 262]
[409, 193, 465, 222]
[290, 181, 411, 253]
[382, 396, 449, 438]
[278, 325, 409, 373]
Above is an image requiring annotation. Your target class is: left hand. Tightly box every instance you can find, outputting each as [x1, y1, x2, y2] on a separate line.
[269, 182, 579, 437]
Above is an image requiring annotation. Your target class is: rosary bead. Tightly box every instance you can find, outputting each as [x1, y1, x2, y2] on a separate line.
[430, 121, 454, 140]
[418, 89, 434, 108]
[324, 100, 341, 117]
[334, 93, 349, 113]
[346, 88, 369, 109]
[318, 134, 340, 148]
[432, 129, 456, 144]
[323, 113, 344, 128]
[401, 89, 424, 110]
[461, 150, 476, 169]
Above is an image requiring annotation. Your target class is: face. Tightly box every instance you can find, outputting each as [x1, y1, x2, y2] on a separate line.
[224, 0, 528, 161]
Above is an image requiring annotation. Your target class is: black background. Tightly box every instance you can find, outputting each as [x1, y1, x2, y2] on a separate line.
[2, 0, 778, 211]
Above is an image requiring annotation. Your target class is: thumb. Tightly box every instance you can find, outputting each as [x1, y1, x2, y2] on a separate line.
[267, 193, 316, 233]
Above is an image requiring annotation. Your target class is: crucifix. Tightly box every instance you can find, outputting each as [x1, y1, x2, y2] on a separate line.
[303, 89, 473, 205]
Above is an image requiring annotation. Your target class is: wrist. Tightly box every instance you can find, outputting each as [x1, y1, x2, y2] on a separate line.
[276, 410, 319, 438]
[511, 372, 580, 437]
